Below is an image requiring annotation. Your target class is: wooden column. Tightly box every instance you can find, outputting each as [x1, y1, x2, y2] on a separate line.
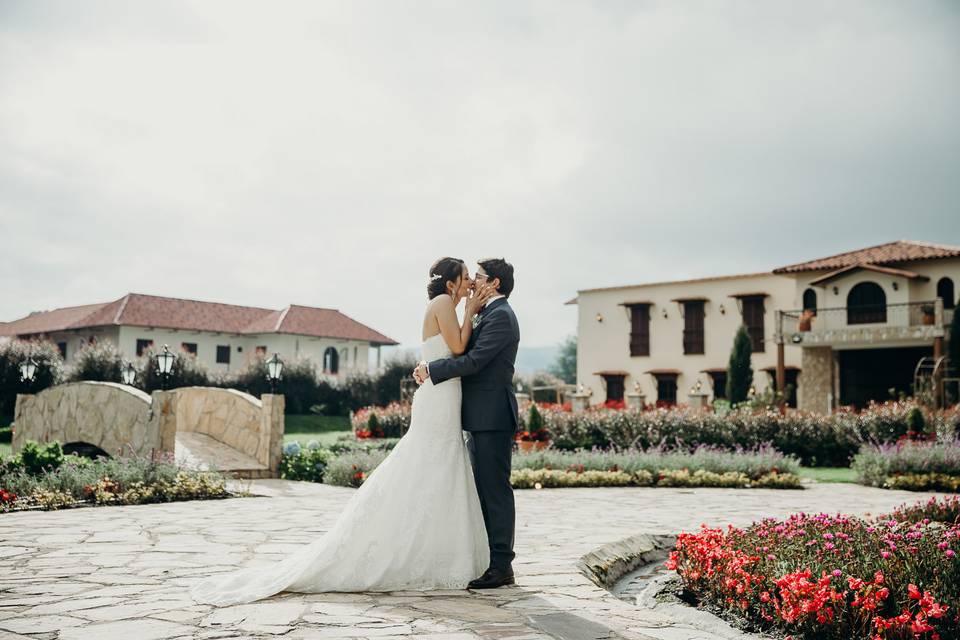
[776, 342, 786, 401]
[934, 336, 943, 360]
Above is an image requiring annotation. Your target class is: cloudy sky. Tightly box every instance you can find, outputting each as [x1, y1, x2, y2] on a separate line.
[1, 1, 958, 353]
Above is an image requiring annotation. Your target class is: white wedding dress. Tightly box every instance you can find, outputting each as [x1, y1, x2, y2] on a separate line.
[191, 334, 489, 605]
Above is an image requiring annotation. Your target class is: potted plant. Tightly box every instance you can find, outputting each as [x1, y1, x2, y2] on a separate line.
[921, 304, 936, 326]
[516, 404, 550, 452]
[798, 308, 815, 331]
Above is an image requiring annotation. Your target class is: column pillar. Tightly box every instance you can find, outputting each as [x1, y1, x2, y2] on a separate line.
[260, 394, 285, 477]
[150, 390, 178, 455]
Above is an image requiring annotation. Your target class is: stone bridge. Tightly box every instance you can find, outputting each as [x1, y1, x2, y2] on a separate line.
[12, 382, 284, 478]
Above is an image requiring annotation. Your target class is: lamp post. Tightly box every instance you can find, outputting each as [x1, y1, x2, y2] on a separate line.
[266, 353, 284, 393]
[121, 361, 137, 386]
[19, 357, 38, 389]
[155, 345, 176, 390]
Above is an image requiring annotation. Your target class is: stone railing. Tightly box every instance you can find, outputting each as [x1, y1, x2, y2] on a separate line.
[14, 384, 285, 477]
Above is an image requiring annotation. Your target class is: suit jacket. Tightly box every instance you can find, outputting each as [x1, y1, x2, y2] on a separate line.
[428, 297, 520, 432]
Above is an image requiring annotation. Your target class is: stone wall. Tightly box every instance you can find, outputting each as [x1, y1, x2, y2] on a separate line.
[14, 382, 155, 457]
[799, 347, 834, 413]
[173, 387, 268, 466]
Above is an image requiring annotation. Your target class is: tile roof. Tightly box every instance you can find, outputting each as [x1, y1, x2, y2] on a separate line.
[773, 240, 960, 274]
[2, 294, 398, 345]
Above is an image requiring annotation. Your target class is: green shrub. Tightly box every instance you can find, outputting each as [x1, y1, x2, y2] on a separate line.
[279, 443, 331, 482]
[138, 347, 211, 392]
[324, 449, 389, 487]
[726, 326, 753, 404]
[0, 339, 63, 416]
[852, 439, 960, 488]
[2, 441, 66, 476]
[0, 427, 11, 444]
[65, 341, 124, 383]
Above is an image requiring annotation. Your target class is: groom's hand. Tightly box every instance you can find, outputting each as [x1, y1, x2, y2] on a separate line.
[413, 361, 429, 385]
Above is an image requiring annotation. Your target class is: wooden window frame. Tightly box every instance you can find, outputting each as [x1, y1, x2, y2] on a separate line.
[682, 301, 705, 355]
[628, 304, 651, 357]
[741, 296, 766, 353]
[216, 345, 231, 364]
[136, 339, 154, 357]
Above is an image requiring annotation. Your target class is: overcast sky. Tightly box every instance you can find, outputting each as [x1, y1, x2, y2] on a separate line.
[1, 1, 958, 352]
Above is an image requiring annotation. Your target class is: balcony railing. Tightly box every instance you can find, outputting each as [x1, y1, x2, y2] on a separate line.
[776, 299, 946, 347]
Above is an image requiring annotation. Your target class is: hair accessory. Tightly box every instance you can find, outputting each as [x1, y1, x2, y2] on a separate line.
[430, 273, 443, 281]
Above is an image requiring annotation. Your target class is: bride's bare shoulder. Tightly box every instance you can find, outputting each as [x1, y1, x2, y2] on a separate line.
[426, 295, 455, 314]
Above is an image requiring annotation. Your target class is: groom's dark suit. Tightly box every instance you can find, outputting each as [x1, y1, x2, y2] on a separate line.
[428, 297, 519, 571]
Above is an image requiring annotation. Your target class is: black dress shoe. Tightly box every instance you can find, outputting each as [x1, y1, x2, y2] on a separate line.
[468, 567, 515, 589]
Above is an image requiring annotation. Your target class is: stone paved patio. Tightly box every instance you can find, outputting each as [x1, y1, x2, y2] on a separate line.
[0, 481, 945, 640]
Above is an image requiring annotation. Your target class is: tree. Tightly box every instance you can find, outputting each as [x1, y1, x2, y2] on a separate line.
[726, 326, 754, 404]
[548, 335, 577, 384]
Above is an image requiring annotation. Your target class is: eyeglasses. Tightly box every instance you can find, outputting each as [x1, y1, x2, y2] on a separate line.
[474, 273, 490, 281]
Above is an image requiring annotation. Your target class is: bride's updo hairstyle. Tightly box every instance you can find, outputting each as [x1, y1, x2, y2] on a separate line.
[427, 257, 466, 300]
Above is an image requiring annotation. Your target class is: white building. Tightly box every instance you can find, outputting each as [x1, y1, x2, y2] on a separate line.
[0, 293, 398, 377]
[571, 240, 959, 411]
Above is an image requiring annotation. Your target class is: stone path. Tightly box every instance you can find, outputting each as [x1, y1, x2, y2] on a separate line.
[175, 433, 268, 474]
[0, 482, 946, 640]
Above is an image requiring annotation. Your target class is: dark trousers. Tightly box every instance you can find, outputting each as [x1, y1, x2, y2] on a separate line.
[465, 430, 515, 571]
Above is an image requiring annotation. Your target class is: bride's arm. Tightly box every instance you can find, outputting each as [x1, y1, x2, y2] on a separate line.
[433, 296, 475, 356]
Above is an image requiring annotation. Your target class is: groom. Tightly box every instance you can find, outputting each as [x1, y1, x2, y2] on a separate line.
[413, 258, 520, 589]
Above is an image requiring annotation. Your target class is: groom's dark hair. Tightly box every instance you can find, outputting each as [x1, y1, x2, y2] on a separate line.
[478, 258, 514, 298]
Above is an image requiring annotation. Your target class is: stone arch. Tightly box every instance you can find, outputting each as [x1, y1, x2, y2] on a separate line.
[63, 442, 111, 459]
[13, 382, 154, 457]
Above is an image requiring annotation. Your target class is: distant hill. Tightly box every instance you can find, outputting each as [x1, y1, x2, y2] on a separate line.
[515, 345, 559, 376]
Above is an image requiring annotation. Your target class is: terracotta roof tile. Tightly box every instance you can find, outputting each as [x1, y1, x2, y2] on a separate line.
[773, 240, 960, 274]
[2, 294, 398, 345]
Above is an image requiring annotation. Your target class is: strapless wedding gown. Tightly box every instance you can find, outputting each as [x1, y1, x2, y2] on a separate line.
[191, 334, 489, 605]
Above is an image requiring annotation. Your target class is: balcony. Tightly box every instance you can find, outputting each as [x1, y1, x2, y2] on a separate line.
[777, 300, 947, 348]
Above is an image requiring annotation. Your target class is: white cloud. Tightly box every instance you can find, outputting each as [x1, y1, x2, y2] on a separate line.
[1, 0, 958, 350]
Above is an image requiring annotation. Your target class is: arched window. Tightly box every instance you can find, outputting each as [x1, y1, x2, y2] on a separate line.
[847, 282, 887, 324]
[937, 277, 956, 310]
[323, 347, 339, 374]
[802, 288, 817, 316]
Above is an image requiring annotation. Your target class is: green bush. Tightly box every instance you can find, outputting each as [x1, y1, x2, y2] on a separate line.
[2, 441, 66, 476]
[0, 426, 11, 444]
[324, 449, 390, 487]
[65, 341, 124, 383]
[138, 347, 211, 392]
[726, 326, 753, 404]
[0, 339, 63, 416]
[538, 401, 954, 467]
[279, 443, 331, 482]
[852, 439, 960, 488]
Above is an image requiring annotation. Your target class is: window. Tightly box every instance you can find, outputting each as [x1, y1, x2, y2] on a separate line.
[937, 277, 956, 310]
[802, 288, 818, 316]
[216, 345, 231, 364]
[847, 282, 887, 324]
[57, 342, 67, 359]
[707, 371, 727, 399]
[683, 301, 705, 355]
[354, 346, 358, 366]
[255, 345, 267, 355]
[741, 296, 765, 353]
[654, 374, 678, 407]
[181, 342, 197, 356]
[136, 339, 154, 357]
[601, 374, 625, 402]
[323, 347, 339, 374]
[629, 304, 651, 356]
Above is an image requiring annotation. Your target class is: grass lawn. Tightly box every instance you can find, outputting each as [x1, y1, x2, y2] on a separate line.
[284, 414, 352, 448]
[798, 466, 857, 483]
[0, 442, 9, 460]
[285, 414, 350, 434]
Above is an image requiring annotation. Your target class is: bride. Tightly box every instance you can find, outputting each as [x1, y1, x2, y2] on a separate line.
[191, 257, 496, 605]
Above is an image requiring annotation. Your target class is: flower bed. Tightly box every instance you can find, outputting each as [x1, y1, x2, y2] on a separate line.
[667, 497, 960, 639]
[853, 440, 960, 491]
[345, 401, 960, 467]
[541, 402, 959, 467]
[0, 441, 230, 512]
[351, 403, 410, 438]
[510, 467, 798, 489]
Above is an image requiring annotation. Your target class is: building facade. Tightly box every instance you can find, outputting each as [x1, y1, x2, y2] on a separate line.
[1, 294, 398, 377]
[572, 241, 960, 411]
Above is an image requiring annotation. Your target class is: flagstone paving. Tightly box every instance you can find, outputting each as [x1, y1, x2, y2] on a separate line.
[0, 481, 945, 640]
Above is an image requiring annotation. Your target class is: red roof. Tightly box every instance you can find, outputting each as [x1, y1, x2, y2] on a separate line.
[773, 240, 960, 274]
[2, 294, 397, 345]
